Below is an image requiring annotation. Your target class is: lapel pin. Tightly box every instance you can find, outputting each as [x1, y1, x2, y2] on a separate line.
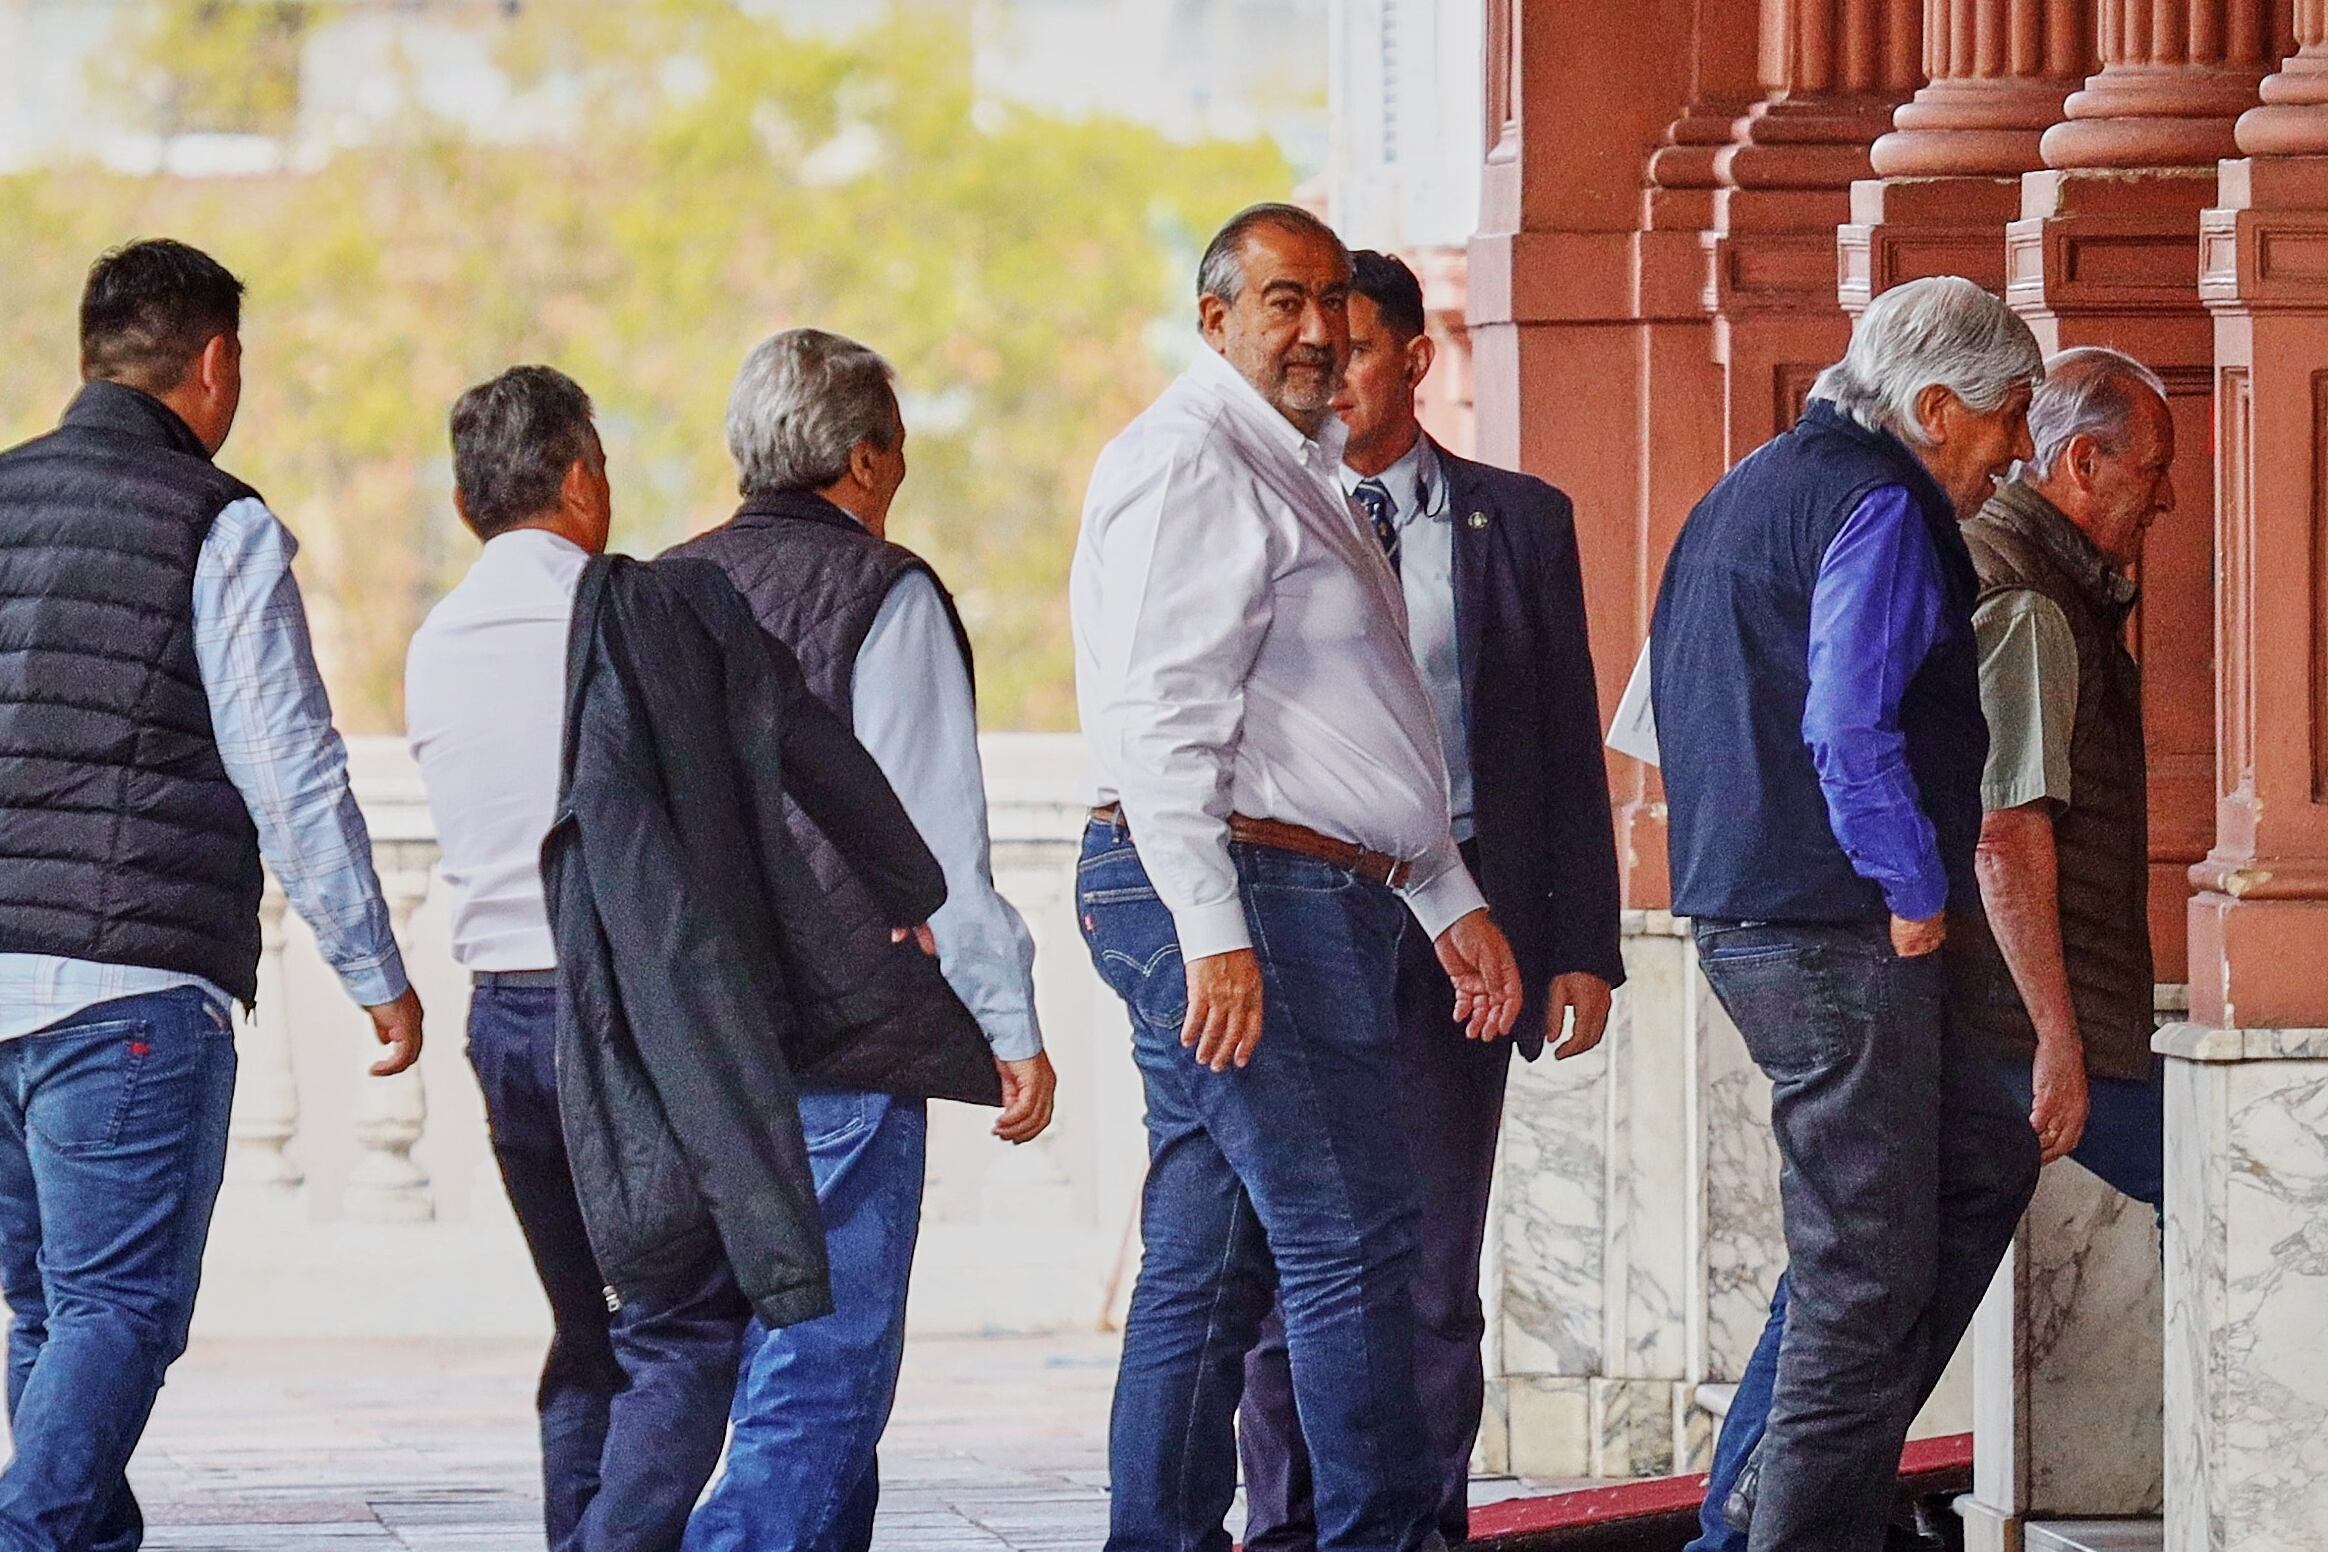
[1467, 510, 1489, 530]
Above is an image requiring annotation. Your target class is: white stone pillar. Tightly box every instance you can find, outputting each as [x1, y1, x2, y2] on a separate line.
[224, 874, 303, 1196]
[343, 839, 433, 1224]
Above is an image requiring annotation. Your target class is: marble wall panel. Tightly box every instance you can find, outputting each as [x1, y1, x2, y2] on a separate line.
[1497, 1023, 1609, 1378]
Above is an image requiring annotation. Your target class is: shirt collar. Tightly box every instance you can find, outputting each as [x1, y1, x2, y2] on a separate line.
[1186, 345, 1349, 475]
[1340, 433, 1444, 525]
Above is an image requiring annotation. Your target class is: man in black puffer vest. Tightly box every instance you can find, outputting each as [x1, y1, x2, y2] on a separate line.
[0, 241, 424, 1551]
[665, 328, 1055, 1552]
[1654, 278, 2046, 1552]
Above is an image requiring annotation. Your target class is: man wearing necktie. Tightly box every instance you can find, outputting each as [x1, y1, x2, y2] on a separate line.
[1237, 251, 1628, 1550]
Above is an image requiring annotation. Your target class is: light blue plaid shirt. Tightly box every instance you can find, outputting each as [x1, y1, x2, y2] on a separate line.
[0, 496, 409, 1039]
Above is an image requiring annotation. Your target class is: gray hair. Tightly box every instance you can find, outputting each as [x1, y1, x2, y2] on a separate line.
[1196, 202, 1351, 306]
[449, 364, 596, 539]
[726, 328, 899, 495]
[2027, 347, 2169, 477]
[1810, 276, 2044, 447]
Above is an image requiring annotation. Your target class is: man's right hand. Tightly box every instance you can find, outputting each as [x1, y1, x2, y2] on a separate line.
[2030, 1035, 2091, 1164]
[1433, 908, 1524, 1041]
[366, 986, 425, 1077]
[1182, 948, 1264, 1073]
[1891, 912, 1946, 958]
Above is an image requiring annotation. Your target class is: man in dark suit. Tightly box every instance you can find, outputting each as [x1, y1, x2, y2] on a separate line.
[1237, 250, 1627, 1549]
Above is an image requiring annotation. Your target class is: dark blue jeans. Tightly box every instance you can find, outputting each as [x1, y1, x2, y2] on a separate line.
[1239, 841, 1509, 1551]
[1687, 922, 2038, 1552]
[685, 1089, 928, 1552]
[0, 987, 235, 1552]
[1691, 1056, 2162, 1552]
[1078, 821, 1439, 1552]
[468, 982, 751, 1552]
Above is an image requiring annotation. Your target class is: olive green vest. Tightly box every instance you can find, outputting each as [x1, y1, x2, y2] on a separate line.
[1954, 481, 2155, 1081]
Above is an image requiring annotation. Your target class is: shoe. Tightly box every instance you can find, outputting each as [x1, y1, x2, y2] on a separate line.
[1719, 1442, 1761, 1535]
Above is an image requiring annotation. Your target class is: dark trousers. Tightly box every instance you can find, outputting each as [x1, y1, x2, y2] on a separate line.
[1238, 871, 1510, 1550]
[468, 982, 752, 1552]
[1690, 1057, 2161, 1552]
[1688, 922, 2039, 1552]
[0, 988, 234, 1552]
[1077, 823, 1440, 1552]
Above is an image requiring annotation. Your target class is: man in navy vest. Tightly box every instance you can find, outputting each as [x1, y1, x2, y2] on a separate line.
[0, 241, 424, 1550]
[1236, 251, 1624, 1551]
[1652, 277, 2047, 1552]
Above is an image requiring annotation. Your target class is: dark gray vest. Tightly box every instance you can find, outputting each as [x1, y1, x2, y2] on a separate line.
[0, 382, 265, 1001]
[664, 489, 996, 1100]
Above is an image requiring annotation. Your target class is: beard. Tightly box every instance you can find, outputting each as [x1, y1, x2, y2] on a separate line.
[1265, 346, 1342, 423]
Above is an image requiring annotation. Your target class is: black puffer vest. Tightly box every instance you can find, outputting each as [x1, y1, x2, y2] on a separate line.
[0, 382, 265, 1001]
[664, 489, 998, 1102]
[1956, 481, 2155, 1081]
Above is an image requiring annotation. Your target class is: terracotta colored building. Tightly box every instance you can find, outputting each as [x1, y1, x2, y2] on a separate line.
[1333, 4, 2328, 1550]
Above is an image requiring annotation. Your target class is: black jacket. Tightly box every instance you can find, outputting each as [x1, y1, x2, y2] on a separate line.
[0, 382, 265, 1000]
[544, 554, 948, 1328]
[1435, 442, 1627, 1057]
[664, 490, 1001, 1105]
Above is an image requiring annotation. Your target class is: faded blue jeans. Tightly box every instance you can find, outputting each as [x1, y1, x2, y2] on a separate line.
[684, 1089, 928, 1552]
[0, 987, 236, 1552]
[1078, 821, 1440, 1552]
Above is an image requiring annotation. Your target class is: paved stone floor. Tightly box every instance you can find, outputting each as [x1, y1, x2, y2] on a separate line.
[132, 1332, 1123, 1550]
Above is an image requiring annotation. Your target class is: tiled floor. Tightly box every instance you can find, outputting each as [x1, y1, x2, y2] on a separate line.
[132, 1333, 1122, 1550]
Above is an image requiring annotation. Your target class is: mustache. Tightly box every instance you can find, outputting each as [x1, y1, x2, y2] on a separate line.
[1282, 347, 1337, 372]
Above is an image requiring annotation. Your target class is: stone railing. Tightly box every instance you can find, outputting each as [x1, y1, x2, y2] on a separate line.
[195, 732, 1146, 1340]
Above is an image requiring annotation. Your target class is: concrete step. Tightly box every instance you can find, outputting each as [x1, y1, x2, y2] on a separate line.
[2026, 1520, 2163, 1552]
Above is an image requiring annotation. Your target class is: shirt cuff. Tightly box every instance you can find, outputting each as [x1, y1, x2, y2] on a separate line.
[983, 1014, 1044, 1063]
[1402, 863, 1489, 943]
[1173, 900, 1254, 963]
[1883, 872, 1951, 925]
[334, 944, 412, 1009]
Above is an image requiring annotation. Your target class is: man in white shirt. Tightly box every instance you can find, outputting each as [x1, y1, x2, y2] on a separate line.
[407, 367, 752, 1552]
[1070, 203, 1525, 1552]
[667, 328, 1055, 1552]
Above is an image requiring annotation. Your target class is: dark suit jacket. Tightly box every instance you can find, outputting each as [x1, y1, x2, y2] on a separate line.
[1432, 439, 1625, 1057]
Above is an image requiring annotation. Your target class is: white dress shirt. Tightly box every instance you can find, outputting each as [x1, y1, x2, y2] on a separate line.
[1071, 346, 1485, 962]
[0, 496, 409, 1039]
[404, 528, 587, 972]
[1343, 435, 1473, 844]
[852, 570, 1043, 1062]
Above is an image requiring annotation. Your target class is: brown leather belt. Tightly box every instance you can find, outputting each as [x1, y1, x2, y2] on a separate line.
[1088, 804, 1412, 890]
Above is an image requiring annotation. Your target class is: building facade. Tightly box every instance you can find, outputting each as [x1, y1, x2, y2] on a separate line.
[1438, 3, 2328, 1548]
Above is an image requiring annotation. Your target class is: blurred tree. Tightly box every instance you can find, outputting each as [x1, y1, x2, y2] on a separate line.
[0, 0, 1291, 730]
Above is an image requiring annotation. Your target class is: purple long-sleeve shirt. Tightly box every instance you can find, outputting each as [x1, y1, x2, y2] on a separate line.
[1802, 484, 1952, 922]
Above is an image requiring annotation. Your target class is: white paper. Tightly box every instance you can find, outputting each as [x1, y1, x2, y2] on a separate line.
[1606, 639, 1659, 767]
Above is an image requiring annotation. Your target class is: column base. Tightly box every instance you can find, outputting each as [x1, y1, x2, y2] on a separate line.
[1839, 175, 2019, 314]
[2041, 66, 2271, 169]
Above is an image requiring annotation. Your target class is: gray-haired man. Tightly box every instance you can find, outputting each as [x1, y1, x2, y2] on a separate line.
[667, 328, 1055, 1552]
[1655, 277, 2048, 1552]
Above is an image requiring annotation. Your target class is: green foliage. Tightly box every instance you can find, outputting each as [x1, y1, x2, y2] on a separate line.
[0, 0, 1292, 729]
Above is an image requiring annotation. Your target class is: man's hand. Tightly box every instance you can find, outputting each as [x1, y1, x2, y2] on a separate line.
[993, 1052, 1058, 1143]
[1433, 909, 1524, 1041]
[1544, 972, 1614, 1060]
[1891, 912, 1946, 958]
[2030, 1036, 2090, 1164]
[1183, 948, 1264, 1073]
[366, 986, 424, 1077]
[891, 923, 938, 957]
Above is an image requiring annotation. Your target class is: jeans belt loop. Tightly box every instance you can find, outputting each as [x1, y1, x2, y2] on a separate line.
[1088, 803, 1411, 889]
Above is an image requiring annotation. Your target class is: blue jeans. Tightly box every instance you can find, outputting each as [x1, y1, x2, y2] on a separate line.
[684, 1089, 927, 1552]
[1690, 1058, 2163, 1552]
[1687, 922, 2038, 1552]
[1077, 822, 1439, 1552]
[0, 988, 235, 1552]
[468, 981, 750, 1552]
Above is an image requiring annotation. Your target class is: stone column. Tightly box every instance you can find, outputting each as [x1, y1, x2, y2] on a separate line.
[2005, 0, 2286, 984]
[1838, 0, 2092, 311]
[343, 840, 433, 1224]
[2163, 48, 2328, 1550]
[1708, 0, 1923, 464]
[224, 874, 303, 1198]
